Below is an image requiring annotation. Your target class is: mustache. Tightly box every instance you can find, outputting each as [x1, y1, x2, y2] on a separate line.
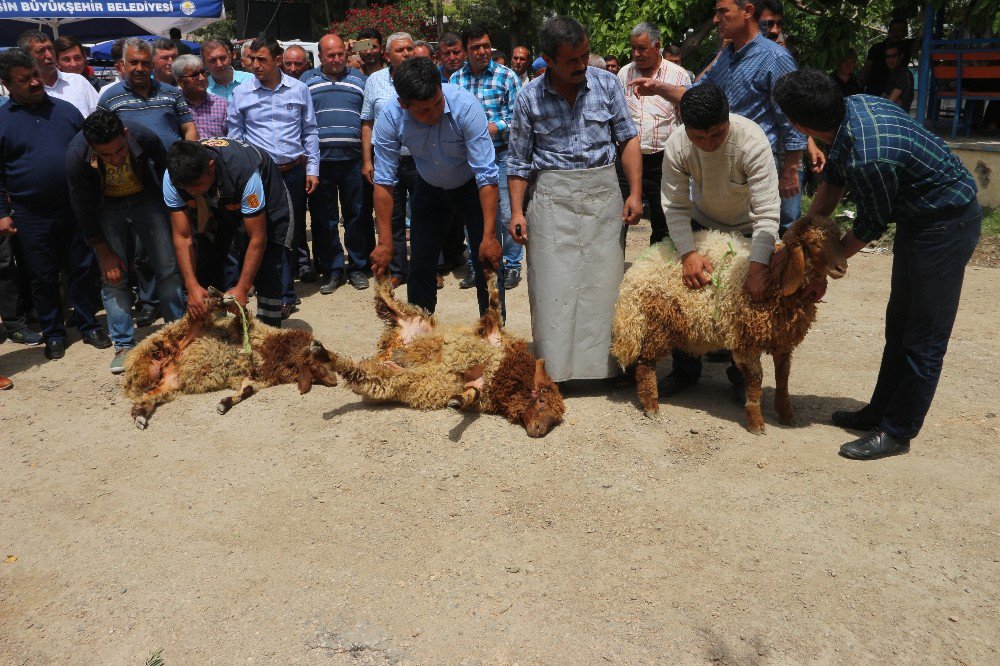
[572, 69, 586, 76]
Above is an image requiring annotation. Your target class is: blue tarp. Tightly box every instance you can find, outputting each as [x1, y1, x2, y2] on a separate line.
[89, 34, 200, 59]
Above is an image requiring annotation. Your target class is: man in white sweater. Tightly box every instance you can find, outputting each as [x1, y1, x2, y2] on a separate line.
[659, 82, 780, 397]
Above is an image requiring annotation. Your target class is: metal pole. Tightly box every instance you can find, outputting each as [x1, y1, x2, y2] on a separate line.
[915, 2, 935, 126]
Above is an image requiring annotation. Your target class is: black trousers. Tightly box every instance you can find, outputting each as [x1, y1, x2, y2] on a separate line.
[865, 200, 981, 440]
[617, 150, 668, 245]
[0, 234, 28, 332]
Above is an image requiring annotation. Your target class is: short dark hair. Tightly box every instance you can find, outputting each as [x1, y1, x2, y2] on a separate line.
[53, 35, 85, 58]
[440, 32, 462, 48]
[202, 37, 233, 54]
[734, 0, 764, 20]
[663, 45, 681, 57]
[756, 0, 783, 15]
[152, 37, 177, 54]
[772, 68, 846, 132]
[249, 36, 283, 58]
[17, 30, 50, 51]
[167, 141, 213, 188]
[538, 16, 587, 60]
[169, 27, 182, 40]
[461, 24, 490, 50]
[393, 56, 442, 102]
[679, 83, 729, 131]
[356, 28, 382, 47]
[110, 38, 127, 62]
[82, 110, 125, 145]
[0, 48, 37, 83]
[492, 50, 507, 61]
[604, 54, 619, 63]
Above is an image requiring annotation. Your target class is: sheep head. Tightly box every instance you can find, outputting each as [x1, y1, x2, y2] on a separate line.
[521, 359, 565, 438]
[771, 215, 848, 297]
[298, 340, 340, 393]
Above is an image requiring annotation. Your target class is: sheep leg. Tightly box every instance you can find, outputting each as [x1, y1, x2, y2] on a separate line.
[634, 360, 660, 418]
[773, 351, 795, 426]
[448, 373, 484, 411]
[735, 355, 766, 435]
[130, 369, 181, 429]
[217, 378, 258, 414]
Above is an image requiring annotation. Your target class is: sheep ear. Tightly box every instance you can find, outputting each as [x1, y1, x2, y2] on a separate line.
[781, 244, 806, 296]
[297, 362, 313, 394]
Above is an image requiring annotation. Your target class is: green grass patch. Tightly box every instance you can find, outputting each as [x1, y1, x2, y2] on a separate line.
[982, 207, 1000, 237]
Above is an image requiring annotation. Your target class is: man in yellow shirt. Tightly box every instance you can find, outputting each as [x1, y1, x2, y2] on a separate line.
[67, 110, 186, 373]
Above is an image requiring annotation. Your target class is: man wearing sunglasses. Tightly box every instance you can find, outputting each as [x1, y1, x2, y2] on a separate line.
[757, 0, 784, 43]
[173, 54, 228, 139]
[881, 46, 914, 111]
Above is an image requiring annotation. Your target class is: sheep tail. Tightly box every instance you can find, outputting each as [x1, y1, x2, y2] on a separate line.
[611, 290, 646, 369]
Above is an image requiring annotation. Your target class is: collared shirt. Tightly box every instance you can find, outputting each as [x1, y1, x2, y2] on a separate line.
[824, 95, 978, 243]
[618, 58, 690, 154]
[517, 71, 529, 86]
[373, 83, 498, 190]
[662, 114, 779, 264]
[450, 59, 522, 151]
[45, 70, 99, 117]
[187, 92, 228, 139]
[302, 66, 367, 162]
[361, 67, 410, 157]
[97, 79, 193, 149]
[0, 95, 83, 216]
[508, 67, 637, 178]
[698, 34, 807, 155]
[208, 68, 253, 101]
[227, 72, 320, 176]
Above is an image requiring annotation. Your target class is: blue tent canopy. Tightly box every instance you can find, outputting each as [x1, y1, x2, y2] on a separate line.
[0, 0, 223, 44]
[89, 34, 200, 60]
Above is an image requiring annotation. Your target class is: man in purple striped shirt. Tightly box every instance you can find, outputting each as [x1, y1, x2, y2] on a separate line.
[174, 54, 228, 139]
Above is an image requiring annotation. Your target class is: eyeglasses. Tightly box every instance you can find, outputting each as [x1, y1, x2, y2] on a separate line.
[762, 19, 784, 28]
[179, 69, 208, 79]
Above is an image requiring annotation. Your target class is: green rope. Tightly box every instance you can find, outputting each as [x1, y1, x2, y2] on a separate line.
[232, 299, 252, 355]
[711, 241, 737, 321]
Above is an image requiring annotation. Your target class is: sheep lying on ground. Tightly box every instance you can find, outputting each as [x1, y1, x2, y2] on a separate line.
[123, 288, 338, 428]
[309, 273, 565, 437]
[611, 215, 848, 433]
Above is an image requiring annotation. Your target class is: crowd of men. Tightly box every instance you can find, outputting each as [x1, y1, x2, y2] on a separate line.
[0, 0, 983, 461]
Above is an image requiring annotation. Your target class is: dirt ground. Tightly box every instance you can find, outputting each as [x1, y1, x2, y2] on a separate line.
[2, 222, 998, 665]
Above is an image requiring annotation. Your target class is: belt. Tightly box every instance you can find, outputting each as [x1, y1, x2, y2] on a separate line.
[276, 154, 306, 173]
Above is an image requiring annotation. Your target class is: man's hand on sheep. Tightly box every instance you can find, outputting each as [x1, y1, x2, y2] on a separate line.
[187, 284, 211, 319]
[681, 251, 713, 289]
[478, 236, 502, 271]
[743, 262, 770, 302]
[225, 286, 249, 310]
[370, 242, 393, 278]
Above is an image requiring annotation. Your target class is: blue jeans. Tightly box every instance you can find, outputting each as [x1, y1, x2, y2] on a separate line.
[11, 204, 102, 341]
[280, 162, 307, 305]
[409, 176, 504, 317]
[310, 159, 369, 276]
[466, 152, 521, 274]
[98, 193, 186, 350]
[865, 201, 981, 440]
[776, 154, 804, 236]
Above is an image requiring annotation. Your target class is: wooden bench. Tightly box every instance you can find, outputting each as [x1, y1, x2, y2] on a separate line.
[929, 50, 1000, 136]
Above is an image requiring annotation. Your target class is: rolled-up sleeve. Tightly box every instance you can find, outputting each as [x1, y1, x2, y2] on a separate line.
[372, 106, 401, 187]
[494, 71, 521, 136]
[459, 100, 498, 188]
[507, 93, 534, 179]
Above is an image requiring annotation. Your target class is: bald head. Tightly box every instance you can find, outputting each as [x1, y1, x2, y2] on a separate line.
[281, 44, 309, 78]
[318, 34, 348, 77]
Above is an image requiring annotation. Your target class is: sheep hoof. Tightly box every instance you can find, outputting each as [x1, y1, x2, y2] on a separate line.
[134, 416, 148, 430]
[446, 396, 462, 410]
[643, 408, 660, 420]
[748, 425, 766, 436]
[217, 401, 231, 415]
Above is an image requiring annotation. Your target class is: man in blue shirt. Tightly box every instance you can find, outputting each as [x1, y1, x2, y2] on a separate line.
[628, 0, 806, 234]
[229, 36, 320, 318]
[371, 57, 502, 316]
[203, 38, 253, 101]
[0, 49, 110, 360]
[774, 69, 981, 460]
[303, 34, 370, 295]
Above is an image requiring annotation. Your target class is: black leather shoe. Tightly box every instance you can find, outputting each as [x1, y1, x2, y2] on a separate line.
[82, 329, 112, 349]
[45, 337, 66, 360]
[839, 429, 910, 460]
[657, 371, 697, 397]
[832, 408, 881, 431]
[319, 273, 344, 295]
[134, 304, 159, 328]
[298, 267, 318, 283]
[348, 271, 370, 290]
[280, 303, 296, 319]
[504, 268, 522, 290]
[458, 273, 476, 289]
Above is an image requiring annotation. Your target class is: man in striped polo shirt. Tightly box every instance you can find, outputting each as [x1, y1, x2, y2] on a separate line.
[303, 34, 370, 294]
[774, 69, 981, 460]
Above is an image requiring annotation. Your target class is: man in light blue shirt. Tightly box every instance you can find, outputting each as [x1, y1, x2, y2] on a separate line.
[228, 36, 320, 318]
[203, 38, 252, 102]
[372, 57, 502, 316]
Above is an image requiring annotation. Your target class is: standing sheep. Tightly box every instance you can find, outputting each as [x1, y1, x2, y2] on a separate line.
[612, 215, 848, 433]
[123, 288, 338, 428]
[309, 273, 566, 438]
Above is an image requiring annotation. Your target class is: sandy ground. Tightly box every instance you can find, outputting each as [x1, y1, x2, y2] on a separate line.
[1, 222, 999, 664]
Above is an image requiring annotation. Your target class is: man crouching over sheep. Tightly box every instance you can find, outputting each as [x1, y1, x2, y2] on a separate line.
[163, 139, 292, 327]
[657, 83, 790, 401]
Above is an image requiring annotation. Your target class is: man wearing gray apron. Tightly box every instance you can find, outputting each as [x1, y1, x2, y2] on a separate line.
[507, 16, 643, 382]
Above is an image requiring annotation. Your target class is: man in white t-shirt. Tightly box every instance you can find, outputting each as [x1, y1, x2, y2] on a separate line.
[658, 83, 781, 398]
[17, 30, 98, 116]
[616, 22, 691, 245]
